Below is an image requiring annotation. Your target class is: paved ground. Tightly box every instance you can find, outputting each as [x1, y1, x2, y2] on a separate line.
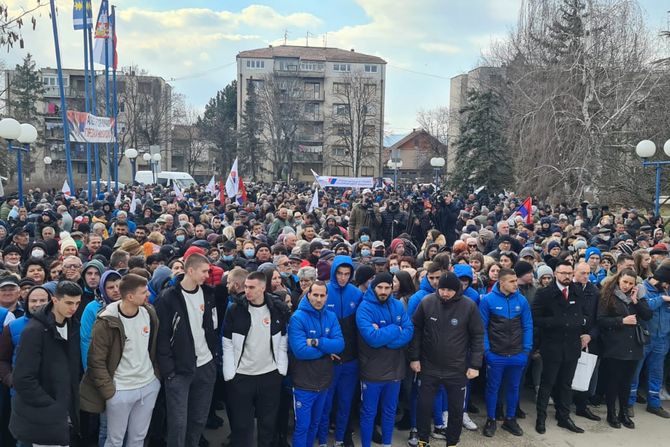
[204, 389, 670, 446]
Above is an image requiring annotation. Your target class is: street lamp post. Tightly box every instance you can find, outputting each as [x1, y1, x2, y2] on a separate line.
[0, 119, 37, 206]
[430, 157, 446, 187]
[142, 152, 152, 183]
[636, 139, 670, 217]
[152, 153, 162, 184]
[125, 148, 138, 184]
[387, 159, 403, 190]
[43, 156, 52, 184]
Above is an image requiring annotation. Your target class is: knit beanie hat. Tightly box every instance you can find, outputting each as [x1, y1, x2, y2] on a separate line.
[536, 264, 554, 280]
[653, 263, 670, 284]
[584, 247, 602, 262]
[547, 241, 561, 252]
[514, 261, 534, 278]
[371, 272, 393, 289]
[59, 237, 78, 255]
[83, 259, 105, 276]
[354, 265, 375, 286]
[438, 272, 461, 292]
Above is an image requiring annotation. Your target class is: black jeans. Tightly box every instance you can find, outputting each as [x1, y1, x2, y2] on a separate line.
[417, 374, 466, 445]
[164, 360, 217, 447]
[226, 370, 283, 447]
[536, 358, 578, 422]
[601, 358, 638, 416]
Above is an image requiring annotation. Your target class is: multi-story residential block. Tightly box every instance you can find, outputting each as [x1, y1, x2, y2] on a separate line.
[237, 45, 386, 182]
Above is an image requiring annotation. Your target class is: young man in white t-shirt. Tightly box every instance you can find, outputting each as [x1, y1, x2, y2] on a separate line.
[80, 273, 161, 446]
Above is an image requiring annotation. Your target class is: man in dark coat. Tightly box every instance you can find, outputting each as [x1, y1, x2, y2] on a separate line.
[9, 281, 83, 446]
[532, 260, 590, 435]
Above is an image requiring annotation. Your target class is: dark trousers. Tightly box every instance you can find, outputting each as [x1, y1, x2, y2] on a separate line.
[164, 360, 217, 447]
[536, 358, 578, 422]
[417, 374, 466, 445]
[226, 370, 283, 447]
[601, 358, 638, 416]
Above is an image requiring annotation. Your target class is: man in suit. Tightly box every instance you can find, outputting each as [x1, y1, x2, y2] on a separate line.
[532, 260, 590, 435]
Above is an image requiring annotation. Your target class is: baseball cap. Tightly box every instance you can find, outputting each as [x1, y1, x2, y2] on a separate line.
[0, 276, 20, 288]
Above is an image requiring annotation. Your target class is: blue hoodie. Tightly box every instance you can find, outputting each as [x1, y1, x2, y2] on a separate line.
[148, 265, 173, 304]
[407, 275, 435, 317]
[80, 270, 122, 370]
[640, 279, 670, 338]
[356, 284, 413, 381]
[480, 283, 533, 356]
[326, 255, 363, 362]
[453, 264, 481, 305]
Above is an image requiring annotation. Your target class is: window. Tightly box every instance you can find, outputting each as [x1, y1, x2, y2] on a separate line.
[361, 165, 375, 176]
[333, 63, 351, 72]
[333, 104, 350, 116]
[332, 166, 351, 176]
[246, 59, 265, 69]
[248, 79, 264, 91]
[332, 146, 348, 157]
[333, 82, 349, 95]
[363, 125, 376, 137]
[362, 105, 377, 116]
[304, 82, 320, 100]
[335, 125, 349, 137]
[119, 102, 125, 113]
[304, 103, 320, 119]
[364, 84, 377, 96]
[300, 61, 324, 71]
[364, 65, 378, 73]
[277, 59, 298, 71]
[42, 75, 68, 88]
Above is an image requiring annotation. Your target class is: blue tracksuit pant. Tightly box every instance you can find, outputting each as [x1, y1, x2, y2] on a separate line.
[630, 335, 670, 409]
[360, 380, 401, 447]
[485, 352, 528, 419]
[293, 388, 329, 447]
[318, 360, 358, 444]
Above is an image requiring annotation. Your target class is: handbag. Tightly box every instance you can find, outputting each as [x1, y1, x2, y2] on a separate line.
[571, 349, 598, 392]
[635, 324, 650, 345]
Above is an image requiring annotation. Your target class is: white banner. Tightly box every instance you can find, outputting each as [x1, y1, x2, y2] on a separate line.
[311, 170, 373, 189]
[66, 111, 115, 143]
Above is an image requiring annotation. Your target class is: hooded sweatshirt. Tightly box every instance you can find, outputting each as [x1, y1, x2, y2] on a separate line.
[80, 270, 122, 370]
[326, 256, 363, 363]
[453, 264, 481, 305]
[148, 265, 173, 304]
[407, 275, 435, 317]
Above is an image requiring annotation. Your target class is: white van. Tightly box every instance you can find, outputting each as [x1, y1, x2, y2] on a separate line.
[134, 171, 197, 189]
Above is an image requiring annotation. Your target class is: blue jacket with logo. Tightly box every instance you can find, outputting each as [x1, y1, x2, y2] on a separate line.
[288, 297, 344, 391]
[326, 256, 363, 362]
[480, 283, 533, 356]
[407, 276, 435, 317]
[356, 286, 413, 381]
[640, 279, 670, 338]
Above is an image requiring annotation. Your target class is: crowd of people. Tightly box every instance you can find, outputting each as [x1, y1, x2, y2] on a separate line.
[0, 181, 669, 447]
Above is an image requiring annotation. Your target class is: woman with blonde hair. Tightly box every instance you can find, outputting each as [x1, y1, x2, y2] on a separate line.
[143, 231, 164, 258]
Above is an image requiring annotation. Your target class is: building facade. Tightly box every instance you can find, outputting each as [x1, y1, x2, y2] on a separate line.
[383, 129, 448, 184]
[236, 45, 386, 182]
[2, 67, 173, 190]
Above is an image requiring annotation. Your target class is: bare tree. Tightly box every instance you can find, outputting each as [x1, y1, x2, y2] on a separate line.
[327, 71, 381, 176]
[0, 2, 45, 50]
[173, 105, 211, 176]
[416, 106, 450, 158]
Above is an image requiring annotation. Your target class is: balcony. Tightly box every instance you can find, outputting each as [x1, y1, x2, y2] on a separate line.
[43, 85, 86, 99]
[275, 68, 325, 79]
[301, 112, 324, 122]
[296, 134, 324, 144]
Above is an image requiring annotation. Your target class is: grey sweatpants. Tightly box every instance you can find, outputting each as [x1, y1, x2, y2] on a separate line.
[105, 377, 161, 447]
[164, 361, 216, 447]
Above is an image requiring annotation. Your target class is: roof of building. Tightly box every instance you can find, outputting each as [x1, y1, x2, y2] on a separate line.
[238, 45, 386, 64]
[387, 129, 445, 151]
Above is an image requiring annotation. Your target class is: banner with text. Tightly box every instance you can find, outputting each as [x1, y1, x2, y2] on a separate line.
[66, 111, 116, 143]
[314, 174, 374, 189]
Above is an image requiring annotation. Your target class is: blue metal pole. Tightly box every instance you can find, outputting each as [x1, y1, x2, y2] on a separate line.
[655, 164, 662, 217]
[83, 0, 92, 204]
[49, 0, 75, 193]
[87, 25, 101, 198]
[112, 6, 119, 191]
[104, 1, 112, 190]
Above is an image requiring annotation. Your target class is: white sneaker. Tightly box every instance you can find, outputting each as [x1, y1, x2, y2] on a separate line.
[462, 412, 478, 431]
[660, 388, 670, 401]
[442, 410, 449, 426]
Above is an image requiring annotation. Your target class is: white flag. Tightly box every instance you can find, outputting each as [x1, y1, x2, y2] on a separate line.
[225, 158, 240, 199]
[114, 189, 122, 207]
[173, 182, 183, 200]
[129, 191, 137, 214]
[205, 175, 216, 195]
[309, 188, 319, 213]
[62, 180, 72, 197]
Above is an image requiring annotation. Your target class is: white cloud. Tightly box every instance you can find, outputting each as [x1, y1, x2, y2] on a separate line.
[419, 42, 462, 54]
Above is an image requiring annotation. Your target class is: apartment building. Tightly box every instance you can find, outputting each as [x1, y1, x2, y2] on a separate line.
[237, 45, 386, 182]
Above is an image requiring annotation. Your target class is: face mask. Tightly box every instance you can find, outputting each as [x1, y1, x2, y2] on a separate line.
[361, 249, 371, 257]
[75, 240, 83, 250]
[280, 272, 290, 278]
[222, 255, 234, 262]
[244, 249, 255, 258]
[295, 219, 303, 226]
[360, 235, 370, 242]
[176, 235, 186, 243]
[390, 266, 400, 274]
[31, 249, 45, 259]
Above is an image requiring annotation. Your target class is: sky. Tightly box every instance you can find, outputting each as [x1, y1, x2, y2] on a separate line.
[3, 0, 670, 137]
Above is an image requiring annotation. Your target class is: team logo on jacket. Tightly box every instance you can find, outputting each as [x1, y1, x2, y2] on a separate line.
[350, 302, 356, 309]
[200, 304, 205, 312]
[515, 306, 521, 312]
[396, 316, 401, 322]
[296, 401, 302, 409]
[380, 320, 387, 324]
[262, 317, 271, 327]
[142, 326, 149, 335]
[325, 327, 330, 334]
[450, 318, 458, 326]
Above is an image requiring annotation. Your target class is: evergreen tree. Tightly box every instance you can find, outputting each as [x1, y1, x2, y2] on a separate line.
[238, 81, 264, 180]
[450, 89, 512, 194]
[9, 53, 44, 174]
[197, 80, 237, 172]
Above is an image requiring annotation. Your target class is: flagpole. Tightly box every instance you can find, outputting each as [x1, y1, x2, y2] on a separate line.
[112, 5, 119, 191]
[82, 0, 93, 204]
[87, 19, 101, 198]
[104, 0, 111, 190]
[50, 0, 75, 193]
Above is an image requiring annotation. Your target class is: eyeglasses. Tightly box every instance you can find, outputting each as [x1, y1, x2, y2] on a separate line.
[468, 244, 477, 248]
[555, 271, 573, 276]
[63, 264, 82, 270]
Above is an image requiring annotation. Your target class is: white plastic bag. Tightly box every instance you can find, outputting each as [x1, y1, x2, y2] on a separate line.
[571, 350, 598, 392]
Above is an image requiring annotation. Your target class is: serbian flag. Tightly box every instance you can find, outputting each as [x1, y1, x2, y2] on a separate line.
[62, 180, 72, 197]
[508, 196, 533, 225]
[92, 1, 118, 69]
[237, 176, 248, 204]
[205, 175, 216, 195]
[225, 157, 240, 199]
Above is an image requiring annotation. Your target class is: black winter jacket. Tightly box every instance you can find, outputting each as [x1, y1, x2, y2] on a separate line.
[154, 278, 220, 378]
[9, 303, 80, 445]
[598, 290, 652, 361]
[409, 293, 484, 381]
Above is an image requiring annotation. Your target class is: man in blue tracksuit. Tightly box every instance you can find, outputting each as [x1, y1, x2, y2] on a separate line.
[288, 281, 345, 447]
[480, 268, 533, 438]
[629, 264, 670, 418]
[357, 272, 413, 447]
[318, 256, 363, 447]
